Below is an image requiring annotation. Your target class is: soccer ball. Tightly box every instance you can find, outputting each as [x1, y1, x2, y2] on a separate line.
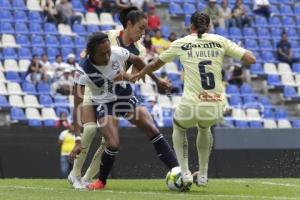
[165, 166, 184, 191]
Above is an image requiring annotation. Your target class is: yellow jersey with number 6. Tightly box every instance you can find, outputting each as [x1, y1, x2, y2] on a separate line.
[159, 33, 246, 105]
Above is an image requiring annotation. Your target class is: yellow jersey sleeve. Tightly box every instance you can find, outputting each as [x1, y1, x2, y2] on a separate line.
[224, 39, 246, 60]
[159, 40, 179, 63]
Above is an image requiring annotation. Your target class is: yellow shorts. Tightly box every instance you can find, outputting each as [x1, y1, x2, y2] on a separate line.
[173, 102, 225, 129]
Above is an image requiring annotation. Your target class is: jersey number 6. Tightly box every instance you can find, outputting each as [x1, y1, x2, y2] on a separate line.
[198, 60, 215, 90]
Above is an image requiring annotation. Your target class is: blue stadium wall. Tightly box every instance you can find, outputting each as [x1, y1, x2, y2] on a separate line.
[0, 127, 300, 178]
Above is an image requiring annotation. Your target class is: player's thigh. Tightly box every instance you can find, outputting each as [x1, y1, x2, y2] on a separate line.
[98, 115, 119, 149]
[127, 106, 159, 137]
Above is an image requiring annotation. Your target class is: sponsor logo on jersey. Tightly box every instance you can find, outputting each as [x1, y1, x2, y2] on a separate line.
[181, 42, 222, 50]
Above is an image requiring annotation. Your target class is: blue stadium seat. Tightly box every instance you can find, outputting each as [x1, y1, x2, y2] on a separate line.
[37, 82, 51, 94]
[0, 95, 10, 108]
[60, 36, 74, 48]
[295, 6, 300, 15]
[46, 48, 60, 61]
[29, 23, 43, 34]
[162, 117, 173, 127]
[283, 86, 300, 100]
[44, 23, 58, 35]
[44, 120, 56, 127]
[1, 22, 14, 34]
[184, 15, 191, 27]
[229, 95, 242, 106]
[15, 22, 29, 34]
[45, 35, 60, 48]
[286, 28, 298, 39]
[243, 95, 256, 104]
[229, 27, 243, 39]
[290, 40, 300, 52]
[119, 118, 131, 127]
[169, 3, 184, 16]
[56, 107, 69, 116]
[254, 16, 268, 27]
[28, 11, 43, 23]
[28, 119, 42, 127]
[12, 0, 26, 10]
[252, 51, 262, 63]
[62, 48, 74, 59]
[10, 107, 26, 121]
[291, 119, 300, 128]
[262, 108, 274, 119]
[31, 35, 45, 47]
[162, 108, 173, 118]
[71, 0, 85, 13]
[39, 95, 53, 107]
[75, 36, 86, 48]
[14, 10, 28, 22]
[269, 16, 282, 28]
[72, 24, 87, 36]
[267, 75, 282, 87]
[282, 16, 296, 28]
[250, 63, 264, 76]
[215, 27, 228, 37]
[235, 120, 248, 128]
[240, 83, 253, 95]
[0, 10, 13, 22]
[259, 39, 273, 51]
[197, 2, 206, 11]
[161, 25, 170, 38]
[3, 48, 17, 59]
[292, 63, 300, 73]
[271, 28, 282, 39]
[183, 3, 196, 15]
[249, 121, 263, 128]
[18, 48, 32, 60]
[6, 72, 21, 82]
[0, 0, 11, 10]
[100, 25, 113, 31]
[87, 25, 99, 33]
[32, 47, 45, 57]
[54, 96, 69, 107]
[275, 108, 288, 119]
[256, 28, 271, 39]
[226, 84, 239, 95]
[22, 82, 37, 95]
[262, 52, 276, 63]
[258, 96, 271, 107]
[16, 35, 31, 47]
[243, 27, 257, 39]
[244, 39, 259, 51]
[280, 5, 294, 16]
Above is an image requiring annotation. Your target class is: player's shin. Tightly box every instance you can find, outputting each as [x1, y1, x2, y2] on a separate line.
[151, 133, 179, 170]
[98, 147, 119, 185]
[83, 137, 106, 182]
[196, 126, 213, 181]
[72, 122, 97, 177]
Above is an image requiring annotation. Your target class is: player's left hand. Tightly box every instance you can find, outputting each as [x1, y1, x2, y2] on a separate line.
[157, 78, 172, 92]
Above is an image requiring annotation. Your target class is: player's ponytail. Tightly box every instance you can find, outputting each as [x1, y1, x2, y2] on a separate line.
[86, 32, 109, 57]
[190, 12, 210, 39]
[119, 6, 147, 28]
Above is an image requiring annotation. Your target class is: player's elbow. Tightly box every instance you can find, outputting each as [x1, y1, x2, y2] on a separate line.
[242, 51, 256, 65]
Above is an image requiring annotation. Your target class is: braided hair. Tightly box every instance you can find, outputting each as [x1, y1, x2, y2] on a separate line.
[190, 12, 210, 39]
[119, 6, 147, 28]
[86, 32, 109, 57]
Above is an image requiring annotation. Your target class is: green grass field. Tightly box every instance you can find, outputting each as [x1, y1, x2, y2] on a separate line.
[1, 179, 300, 200]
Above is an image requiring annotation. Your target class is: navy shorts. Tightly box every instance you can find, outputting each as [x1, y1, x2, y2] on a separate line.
[96, 95, 139, 119]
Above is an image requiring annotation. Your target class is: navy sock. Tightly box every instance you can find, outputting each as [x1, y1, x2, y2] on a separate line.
[151, 134, 179, 170]
[98, 147, 118, 184]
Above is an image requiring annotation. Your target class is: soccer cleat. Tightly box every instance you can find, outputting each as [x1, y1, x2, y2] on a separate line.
[87, 179, 106, 190]
[81, 177, 93, 187]
[194, 172, 208, 187]
[68, 172, 86, 189]
[181, 171, 193, 191]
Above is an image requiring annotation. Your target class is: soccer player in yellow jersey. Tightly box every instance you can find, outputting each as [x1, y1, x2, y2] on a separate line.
[132, 12, 256, 187]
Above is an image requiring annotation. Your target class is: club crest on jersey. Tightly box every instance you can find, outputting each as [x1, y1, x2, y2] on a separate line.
[112, 61, 120, 70]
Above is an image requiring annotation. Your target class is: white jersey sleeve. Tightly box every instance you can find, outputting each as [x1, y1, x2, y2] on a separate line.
[58, 130, 67, 141]
[73, 67, 89, 86]
[111, 46, 130, 66]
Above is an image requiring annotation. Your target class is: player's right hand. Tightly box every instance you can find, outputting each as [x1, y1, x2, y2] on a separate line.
[69, 142, 82, 162]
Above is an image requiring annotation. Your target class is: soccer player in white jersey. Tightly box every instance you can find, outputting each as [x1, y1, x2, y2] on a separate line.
[73, 32, 179, 190]
[131, 12, 256, 187]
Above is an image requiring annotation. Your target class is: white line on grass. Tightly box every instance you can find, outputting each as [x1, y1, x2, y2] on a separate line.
[230, 180, 300, 188]
[0, 185, 297, 200]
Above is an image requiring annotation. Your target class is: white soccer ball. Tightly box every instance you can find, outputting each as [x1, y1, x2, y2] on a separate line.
[165, 166, 184, 191]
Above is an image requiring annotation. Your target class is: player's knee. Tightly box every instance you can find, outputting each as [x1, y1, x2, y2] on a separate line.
[106, 139, 120, 150]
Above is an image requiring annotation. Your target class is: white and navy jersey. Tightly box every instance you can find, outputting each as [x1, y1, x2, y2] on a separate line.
[74, 46, 132, 104]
